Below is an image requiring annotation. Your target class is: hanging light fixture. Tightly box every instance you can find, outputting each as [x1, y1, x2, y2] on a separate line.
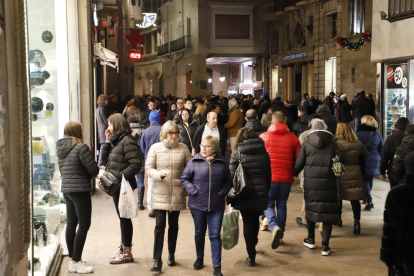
[208, 78, 212, 83]
[219, 64, 226, 82]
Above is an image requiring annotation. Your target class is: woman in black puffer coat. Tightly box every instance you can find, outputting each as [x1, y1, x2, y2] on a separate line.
[294, 128, 346, 256]
[57, 122, 99, 273]
[177, 108, 198, 154]
[228, 128, 271, 266]
[101, 113, 142, 265]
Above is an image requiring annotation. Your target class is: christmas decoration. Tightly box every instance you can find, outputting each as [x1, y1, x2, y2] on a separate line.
[336, 31, 371, 51]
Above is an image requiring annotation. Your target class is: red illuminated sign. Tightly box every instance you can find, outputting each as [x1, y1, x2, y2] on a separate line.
[128, 52, 142, 60]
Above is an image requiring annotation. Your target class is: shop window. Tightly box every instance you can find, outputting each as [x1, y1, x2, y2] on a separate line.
[349, 0, 365, 35]
[388, 0, 414, 22]
[326, 12, 338, 41]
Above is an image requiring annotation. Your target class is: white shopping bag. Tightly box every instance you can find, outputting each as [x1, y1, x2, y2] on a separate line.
[118, 174, 138, 218]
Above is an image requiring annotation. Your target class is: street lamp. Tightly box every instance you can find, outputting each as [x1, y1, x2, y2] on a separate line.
[208, 78, 212, 83]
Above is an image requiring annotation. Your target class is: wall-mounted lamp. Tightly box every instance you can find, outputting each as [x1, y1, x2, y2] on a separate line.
[380, 11, 388, 20]
[219, 74, 225, 82]
[208, 78, 212, 83]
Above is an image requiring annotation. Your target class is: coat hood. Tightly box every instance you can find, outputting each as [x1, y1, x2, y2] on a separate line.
[267, 123, 289, 135]
[130, 123, 144, 129]
[298, 114, 309, 125]
[402, 135, 414, 149]
[56, 138, 76, 159]
[319, 112, 335, 125]
[307, 130, 334, 149]
[237, 138, 266, 154]
[245, 119, 267, 133]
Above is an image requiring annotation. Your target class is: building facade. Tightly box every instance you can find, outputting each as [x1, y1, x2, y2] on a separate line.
[265, 0, 376, 103]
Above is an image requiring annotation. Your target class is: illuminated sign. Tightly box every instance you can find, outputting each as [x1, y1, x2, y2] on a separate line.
[136, 13, 157, 28]
[284, 53, 307, 61]
[128, 52, 142, 60]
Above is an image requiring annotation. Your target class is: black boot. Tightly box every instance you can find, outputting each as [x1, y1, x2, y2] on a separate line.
[245, 257, 255, 266]
[138, 186, 145, 210]
[353, 220, 361, 235]
[194, 258, 203, 270]
[150, 259, 162, 272]
[167, 254, 175, 266]
[213, 267, 223, 276]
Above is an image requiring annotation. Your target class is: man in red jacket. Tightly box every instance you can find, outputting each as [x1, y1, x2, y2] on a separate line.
[260, 113, 301, 250]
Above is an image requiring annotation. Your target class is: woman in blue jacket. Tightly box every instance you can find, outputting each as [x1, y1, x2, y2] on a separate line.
[180, 136, 232, 276]
[356, 115, 383, 210]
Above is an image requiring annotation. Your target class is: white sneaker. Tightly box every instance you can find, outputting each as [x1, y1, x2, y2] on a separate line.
[68, 260, 93, 274]
[261, 217, 269, 231]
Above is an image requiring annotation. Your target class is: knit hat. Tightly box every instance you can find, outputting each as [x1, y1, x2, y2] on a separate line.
[149, 110, 160, 122]
[404, 151, 414, 175]
[340, 94, 347, 100]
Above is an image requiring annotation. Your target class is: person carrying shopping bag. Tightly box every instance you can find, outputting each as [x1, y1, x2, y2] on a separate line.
[57, 121, 99, 273]
[145, 121, 191, 272]
[100, 113, 142, 264]
[180, 136, 232, 276]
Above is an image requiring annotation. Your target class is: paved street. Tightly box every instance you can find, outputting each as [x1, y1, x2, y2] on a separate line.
[59, 177, 389, 276]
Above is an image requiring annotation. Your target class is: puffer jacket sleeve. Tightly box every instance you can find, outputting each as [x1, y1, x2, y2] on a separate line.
[100, 143, 111, 166]
[180, 160, 198, 196]
[145, 144, 163, 181]
[78, 144, 99, 178]
[377, 133, 384, 155]
[294, 144, 307, 176]
[229, 151, 239, 178]
[392, 145, 405, 182]
[334, 143, 347, 164]
[381, 190, 399, 268]
[219, 164, 232, 195]
[121, 137, 142, 180]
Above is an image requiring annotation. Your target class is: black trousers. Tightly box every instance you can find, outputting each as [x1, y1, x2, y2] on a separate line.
[64, 192, 91, 262]
[153, 210, 180, 260]
[339, 200, 361, 221]
[112, 188, 133, 247]
[240, 210, 261, 259]
[307, 221, 333, 246]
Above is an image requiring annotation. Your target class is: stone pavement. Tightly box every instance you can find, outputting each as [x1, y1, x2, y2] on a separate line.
[59, 177, 390, 276]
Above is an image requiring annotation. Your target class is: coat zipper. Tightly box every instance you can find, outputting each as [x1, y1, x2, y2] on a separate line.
[208, 162, 211, 212]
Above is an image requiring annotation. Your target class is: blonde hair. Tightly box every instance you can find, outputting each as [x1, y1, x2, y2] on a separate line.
[64, 121, 84, 144]
[361, 115, 378, 128]
[195, 104, 207, 116]
[335, 122, 358, 142]
[160, 120, 179, 141]
[201, 136, 220, 155]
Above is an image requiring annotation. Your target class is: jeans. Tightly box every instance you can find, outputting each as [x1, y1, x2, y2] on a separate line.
[153, 210, 180, 260]
[64, 192, 91, 262]
[190, 209, 224, 268]
[364, 175, 374, 203]
[98, 143, 105, 166]
[354, 117, 362, 133]
[307, 221, 333, 246]
[339, 200, 361, 220]
[136, 171, 144, 188]
[147, 177, 153, 210]
[240, 210, 261, 259]
[112, 188, 133, 247]
[264, 182, 292, 234]
[230, 137, 237, 152]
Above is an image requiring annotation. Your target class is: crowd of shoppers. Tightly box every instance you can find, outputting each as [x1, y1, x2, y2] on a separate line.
[57, 89, 414, 275]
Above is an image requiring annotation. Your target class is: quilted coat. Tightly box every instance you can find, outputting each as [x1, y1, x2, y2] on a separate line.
[356, 125, 383, 176]
[381, 173, 414, 275]
[392, 135, 414, 184]
[292, 114, 309, 137]
[228, 138, 271, 211]
[101, 133, 142, 190]
[260, 123, 301, 183]
[180, 154, 232, 212]
[336, 139, 369, 201]
[57, 138, 99, 193]
[380, 128, 404, 179]
[294, 130, 346, 223]
[145, 140, 191, 211]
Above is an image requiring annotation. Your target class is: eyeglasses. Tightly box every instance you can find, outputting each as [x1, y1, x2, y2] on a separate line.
[168, 132, 179, 135]
[200, 144, 212, 149]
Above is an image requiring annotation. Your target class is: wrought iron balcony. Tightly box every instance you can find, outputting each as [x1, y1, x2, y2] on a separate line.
[157, 43, 169, 56]
[388, 0, 414, 22]
[157, 36, 191, 56]
[170, 36, 186, 52]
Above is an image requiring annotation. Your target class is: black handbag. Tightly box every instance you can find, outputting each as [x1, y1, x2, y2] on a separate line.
[98, 171, 120, 196]
[227, 152, 252, 200]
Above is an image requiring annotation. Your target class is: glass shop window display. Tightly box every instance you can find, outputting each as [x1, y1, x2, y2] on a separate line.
[26, 0, 70, 274]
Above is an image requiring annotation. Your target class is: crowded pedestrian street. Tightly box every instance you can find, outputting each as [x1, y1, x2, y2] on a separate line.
[58, 177, 388, 276]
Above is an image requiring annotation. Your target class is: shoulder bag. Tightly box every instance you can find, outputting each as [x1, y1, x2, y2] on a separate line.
[98, 170, 120, 196]
[332, 144, 345, 177]
[227, 151, 252, 200]
[184, 124, 196, 156]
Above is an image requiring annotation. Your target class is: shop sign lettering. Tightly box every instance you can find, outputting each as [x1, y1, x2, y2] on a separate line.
[284, 53, 307, 61]
[387, 64, 408, 89]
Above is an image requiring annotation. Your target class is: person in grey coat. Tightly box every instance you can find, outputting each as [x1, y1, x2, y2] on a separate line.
[96, 94, 109, 165]
[294, 126, 346, 256]
[57, 121, 99, 274]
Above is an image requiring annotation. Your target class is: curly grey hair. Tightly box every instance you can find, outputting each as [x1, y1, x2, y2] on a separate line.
[310, 118, 328, 130]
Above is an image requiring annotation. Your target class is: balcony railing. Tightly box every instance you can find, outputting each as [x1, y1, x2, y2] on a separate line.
[388, 0, 414, 22]
[157, 36, 191, 56]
